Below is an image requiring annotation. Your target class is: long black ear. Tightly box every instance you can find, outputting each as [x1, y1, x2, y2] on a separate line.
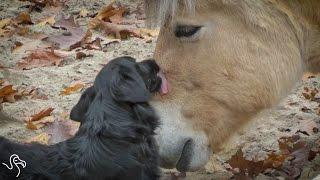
[70, 86, 96, 122]
[110, 65, 150, 103]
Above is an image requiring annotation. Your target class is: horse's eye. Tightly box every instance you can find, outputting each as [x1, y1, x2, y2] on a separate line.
[175, 25, 202, 38]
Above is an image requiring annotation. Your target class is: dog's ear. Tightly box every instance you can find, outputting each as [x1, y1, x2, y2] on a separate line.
[110, 65, 150, 103]
[70, 86, 95, 122]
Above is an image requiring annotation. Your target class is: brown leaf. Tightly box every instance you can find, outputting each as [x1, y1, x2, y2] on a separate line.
[84, 37, 102, 50]
[0, 18, 12, 29]
[76, 52, 93, 59]
[15, 12, 33, 25]
[296, 119, 319, 136]
[46, 119, 80, 144]
[37, 15, 56, 26]
[139, 28, 159, 37]
[227, 150, 269, 177]
[45, 30, 91, 50]
[16, 26, 29, 36]
[53, 15, 79, 29]
[96, 2, 126, 23]
[60, 82, 84, 96]
[302, 72, 320, 81]
[302, 87, 319, 101]
[26, 133, 50, 144]
[29, 107, 54, 122]
[301, 106, 312, 113]
[0, 84, 17, 99]
[26, 116, 55, 130]
[79, 8, 89, 18]
[45, 17, 92, 50]
[30, 88, 48, 100]
[17, 49, 65, 70]
[89, 19, 142, 39]
[228, 136, 311, 178]
[11, 41, 23, 52]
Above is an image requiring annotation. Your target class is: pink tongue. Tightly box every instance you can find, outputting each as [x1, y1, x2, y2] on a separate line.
[157, 72, 169, 95]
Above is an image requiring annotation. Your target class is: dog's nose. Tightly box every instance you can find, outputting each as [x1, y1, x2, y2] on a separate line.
[157, 71, 169, 95]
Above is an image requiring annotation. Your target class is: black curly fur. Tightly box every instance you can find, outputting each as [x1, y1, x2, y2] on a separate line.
[0, 57, 161, 180]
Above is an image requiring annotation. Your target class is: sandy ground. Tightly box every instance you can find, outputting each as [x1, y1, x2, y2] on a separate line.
[0, 0, 320, 179]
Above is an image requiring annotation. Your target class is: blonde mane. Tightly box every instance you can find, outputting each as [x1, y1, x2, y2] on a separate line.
[144, 0, 195, 27]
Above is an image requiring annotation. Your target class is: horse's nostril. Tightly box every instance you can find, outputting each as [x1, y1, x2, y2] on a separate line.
[176, 139, 193, 172]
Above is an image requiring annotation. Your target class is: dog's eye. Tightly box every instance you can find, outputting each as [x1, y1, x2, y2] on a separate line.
[175, 25, 202, 38]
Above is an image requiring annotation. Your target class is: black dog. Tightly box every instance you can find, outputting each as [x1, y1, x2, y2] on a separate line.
[0, 56, 161, 180]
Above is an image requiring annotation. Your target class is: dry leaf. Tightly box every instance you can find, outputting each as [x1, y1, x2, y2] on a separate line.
[79, 8, 89, 18]
[60, 82, 85, 96]
[16, 26, 29, 36]
[53, 15, 79, 29]
[30, 88, 48, 100]
[89, 19, 142, 39]
[83, 37, 103, 50]
[37, 15, 56, 26]
[46, 119, 80, 144]
[17, 49, 65, 70]
[0, 84, 17, 99]
[228, 136, 312, 179]
[139, 28, 159, 37]
[15, 12, 33, 25]
[302, 72, 320, 81]
[296, 119, 319, 136]
[45, 16, 92, 50]
[0, 82, 21, 103]
[96, 1, 126, 23]
[11, 41, 23, 52]
[0, 18, 12, 29]
[26, 133, 50, 144]
[30, 107, 54, 122]
[76, 52, 93, 59]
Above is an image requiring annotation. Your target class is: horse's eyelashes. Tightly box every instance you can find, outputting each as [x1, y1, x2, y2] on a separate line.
[174, 25, 202, 38]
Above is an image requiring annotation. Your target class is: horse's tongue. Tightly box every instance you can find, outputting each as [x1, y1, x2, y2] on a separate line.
[158, 72, 169, 95]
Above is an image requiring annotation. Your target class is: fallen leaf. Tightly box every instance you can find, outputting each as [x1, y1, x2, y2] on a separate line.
[228, 150, 269, 177]
[79, 8, 89, 18]
[303, 72, 320, 81]
[60, 82, 85, 96]
[46, 119, 80, 144]
[45, 16, 92, 50]
[30, 88, 48, 100]
[30, 107, 54, 122]
[302, 87, 319, 101]
[26, 115, 55, 130]
[89, 19, 142, 39]
[139, 28, 159, 37]
[0, 82, 22, 103]
[96, 1, 126, 24]
[295, 119, 319, 136]
[83, 37, 102, 50]
[17, 49, 65, 70]
[76, 52, 93, 59]
[11, 41, 23, 52]
[20, 0, 63, 12]
[16, 26, 29, 36]
[37, 15, 56, 26]
[15, 11, 33, 25]
[53, 15, 79, 29]
[0, 18, 12, 29]
[228, 135, 312, 178]
[26, 133, 50, 144]
[301, 106, 312, 113]
[0, 84, 17, 99]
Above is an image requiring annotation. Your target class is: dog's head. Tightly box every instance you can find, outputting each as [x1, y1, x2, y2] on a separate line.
[70, 56, 161, 122]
